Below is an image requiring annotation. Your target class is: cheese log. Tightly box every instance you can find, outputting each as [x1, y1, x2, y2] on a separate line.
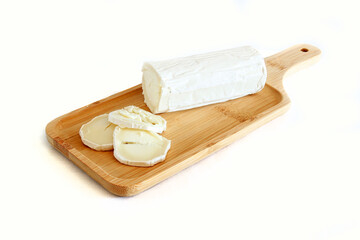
[142, 46, 267, 113]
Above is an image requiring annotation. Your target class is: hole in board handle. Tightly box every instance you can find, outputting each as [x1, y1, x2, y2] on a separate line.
[301, 48, 309, 52]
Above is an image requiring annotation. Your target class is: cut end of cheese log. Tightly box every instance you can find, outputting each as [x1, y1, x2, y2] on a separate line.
[108, 105, 166, 133]
[142, 46, 267, 113]
[79, 114, 117, 151]
[113, 127, 171, 167]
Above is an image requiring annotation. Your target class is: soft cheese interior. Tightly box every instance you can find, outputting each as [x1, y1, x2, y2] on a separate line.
[79, 114, 116, 150]
[142, 46, 267, 113]
[113, 127, 171, 167]
[108, 105, 167, 133]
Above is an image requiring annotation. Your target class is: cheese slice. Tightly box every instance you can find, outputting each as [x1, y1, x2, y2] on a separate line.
[142, 46, 267, 113]
[108, 105, 166, 133]
[79, 114, 117, 151]
[113, 127, 171, 167]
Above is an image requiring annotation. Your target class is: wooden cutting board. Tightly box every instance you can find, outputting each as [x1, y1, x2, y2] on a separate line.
[46, 44, 321, 196]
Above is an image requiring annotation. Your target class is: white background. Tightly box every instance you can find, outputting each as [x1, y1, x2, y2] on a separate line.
[1, 0, 359, 239]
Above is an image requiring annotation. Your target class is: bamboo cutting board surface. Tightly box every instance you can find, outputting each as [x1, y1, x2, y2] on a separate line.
[46, 44, 321, 196]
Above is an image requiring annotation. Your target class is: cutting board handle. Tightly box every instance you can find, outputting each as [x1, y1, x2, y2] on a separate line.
[265, 44, 321, 88]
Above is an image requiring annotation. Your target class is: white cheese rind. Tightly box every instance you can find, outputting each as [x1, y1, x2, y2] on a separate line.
[113, 127, 171, 167]
[108, 105, 167, 133]
[79, 114, 116, 151]
[142, 46, 267, 113]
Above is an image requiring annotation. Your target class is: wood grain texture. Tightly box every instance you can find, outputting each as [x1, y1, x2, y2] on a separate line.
[46, 44, 321, 196]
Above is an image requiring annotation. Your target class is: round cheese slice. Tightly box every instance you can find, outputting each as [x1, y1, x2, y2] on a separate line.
[108, 105, 166, 133]
[113, 127, 171, 167]
[79, 114, 117, 151]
